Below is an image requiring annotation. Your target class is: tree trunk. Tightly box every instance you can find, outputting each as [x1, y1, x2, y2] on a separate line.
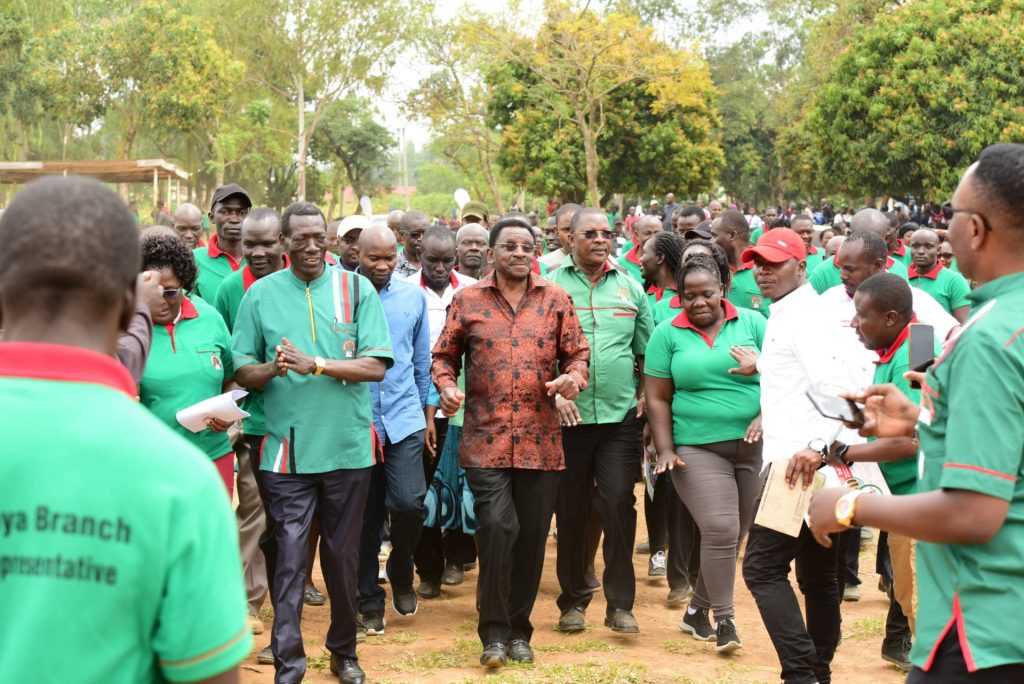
[61, 123, 72, 161]
[296, 74, 306, 202]
[576, 111, 600, 207]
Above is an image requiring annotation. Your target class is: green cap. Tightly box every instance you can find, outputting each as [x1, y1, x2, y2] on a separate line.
[461, 201, 489, 222]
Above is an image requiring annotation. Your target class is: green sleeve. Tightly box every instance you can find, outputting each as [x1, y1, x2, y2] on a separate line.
[632, 284, 655, 357]
[643, 324, 674, 378]
[211, 279, 235, 332]
[948, 272, 971, 310]
[748, 309, 767, 348]
[808, 260, 836, 294]
[231, 287, 265, 369]
[938, 329, 1024, 500]
[354, 275, 395, 368]
[154, 469, 251, 681]
[215, 315, 235, 379]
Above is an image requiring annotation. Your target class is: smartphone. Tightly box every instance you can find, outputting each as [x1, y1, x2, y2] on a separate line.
[909, 324, 936, 389]
[806, 391, 865, 426]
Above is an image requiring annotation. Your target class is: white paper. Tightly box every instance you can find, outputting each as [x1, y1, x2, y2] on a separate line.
[754, 460, 826, 537]
[176, 390, 250, 433]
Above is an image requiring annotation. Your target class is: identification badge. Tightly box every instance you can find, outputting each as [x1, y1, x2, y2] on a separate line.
[751, 295, 763, 309]
[210, 354, 223, 371]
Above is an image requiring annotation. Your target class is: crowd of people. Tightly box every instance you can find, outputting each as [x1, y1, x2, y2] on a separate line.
[1, 142, 1023, 684]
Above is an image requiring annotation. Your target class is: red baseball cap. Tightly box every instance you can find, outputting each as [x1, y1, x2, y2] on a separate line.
[740, 228, 807, 264]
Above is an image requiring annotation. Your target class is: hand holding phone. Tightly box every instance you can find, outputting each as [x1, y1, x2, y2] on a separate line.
[806, 391, 865, 427]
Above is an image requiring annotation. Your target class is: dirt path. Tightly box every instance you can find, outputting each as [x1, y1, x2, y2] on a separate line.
[241, 485, 907, 684]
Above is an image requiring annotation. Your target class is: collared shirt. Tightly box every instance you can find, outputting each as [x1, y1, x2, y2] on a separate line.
[140, 296, 234, 461]
[404, 270, 478, 347]
[890, 239, 912, 267]
[805, 244, 825, 271]
[809, 254, 909, 294]
[431, 273, 590, 470]
[616, 246, 644, 284]
[757, 283, 849, 465]
[193, 234, 244, 300]
[644, 301, 764, 445]
[728, 262, 771, 317]
[547, 255, 653, 424]
[232, 266, 395, 473]
[0, 342, 251, 682]
[366, 275, 431, 444]
[908, 262, 971, 315]
[395, 251, 420, 278]
[538, 247, 568, 269]
[912, 271, 1024, 672]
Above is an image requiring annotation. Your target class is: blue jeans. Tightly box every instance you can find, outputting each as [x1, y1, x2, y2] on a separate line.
[358, 429, 427, 613]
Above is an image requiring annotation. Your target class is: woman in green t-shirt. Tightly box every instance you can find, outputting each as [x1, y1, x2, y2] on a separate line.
[644, 256, 765, 654]
[139, 233, 236, 495]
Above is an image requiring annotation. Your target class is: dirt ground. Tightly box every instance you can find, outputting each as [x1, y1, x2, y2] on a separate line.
[240, 484, 908, 684]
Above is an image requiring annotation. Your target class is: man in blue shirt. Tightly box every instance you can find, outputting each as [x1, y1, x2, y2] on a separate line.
[355, 225, 433, 634]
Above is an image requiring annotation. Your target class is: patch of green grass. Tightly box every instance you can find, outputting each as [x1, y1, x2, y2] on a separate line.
[305, 649, 331, 673]
[452, 618, 477, 634]
[845, 616, 885, 640]
[257, 606, 274, 622]
[366, 631, 421, 646]
[460, 661, 647, 684]
[386, 636, 479, 673]
[663, 639, 697, 656]
[533, 639, 617, 654]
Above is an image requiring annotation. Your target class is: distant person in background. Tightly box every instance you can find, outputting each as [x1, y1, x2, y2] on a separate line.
[462, 201, 490, 228]
[707, 199, 723, 220]
[937, 240, 955, 270]
[396, 211, 429, 277]
[662, 193, 678, 232]
[172, 203, 204, 250]
[907, 228, 970, 322]
[675, 205, 706, 238]
[336, 216, 367, 272]
[194, 183, 252, 299]
[539, 203, 581, 269]
[456, 223, 489, 280]
[826, 235, 846, 258]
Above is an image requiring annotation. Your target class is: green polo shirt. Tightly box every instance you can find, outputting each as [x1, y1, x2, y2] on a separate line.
[749, 226, 763, 244]
[644, 301, 764, 445]
[232, 266, 395, 473]
[809, 254, 909, 294]
[911, 271, 1024, 672]
[193, 234, 245, 300]
[619, 246, 644, 285]
[140, 296, 234, 461]
[213, 265, 267, 436]
[804, 246, 825, 271]
[547, 255, 654, 425]
[890, 240, 913, 268]
[870, 325, 938, 496]
[908, 262, 971, 315]
[728, 265, 770, 317]
[652, 293, 683, 325]
[646, 285, 675, 313]
[0, 343, 251, 683]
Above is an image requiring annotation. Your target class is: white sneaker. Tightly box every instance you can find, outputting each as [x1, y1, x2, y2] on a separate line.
[648, 550, 667, 577]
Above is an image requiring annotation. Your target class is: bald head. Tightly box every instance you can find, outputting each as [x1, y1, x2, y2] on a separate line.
[358, 224, 397, 251]
[359, 225, 398, 291]
[387, 210, 404, 233]
[172, 203, 204, 250]
[850, 208, 890, 241]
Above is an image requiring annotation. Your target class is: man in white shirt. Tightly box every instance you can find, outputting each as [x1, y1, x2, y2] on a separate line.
[733, 228, 850, 684]
[405, 225, 478, 597]
[539, 204, 581, 269]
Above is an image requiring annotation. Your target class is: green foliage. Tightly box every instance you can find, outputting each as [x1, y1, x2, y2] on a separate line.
[310, 98, 396, 198]
[792, 0, 1024, 201]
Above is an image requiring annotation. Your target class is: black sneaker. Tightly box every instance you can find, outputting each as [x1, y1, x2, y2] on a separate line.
[392, 586, 418, 616]
[680, 608, 715, 641]
[881, 638, 912, 671]
[480, 642, 507, 668]
[715, 617, 742, 653]
[556, 606, 586, 633]
[359, 610, 385, 636]
[508, 638, 534, 663]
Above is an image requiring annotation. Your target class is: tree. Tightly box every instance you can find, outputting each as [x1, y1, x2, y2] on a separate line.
[480, 0, 720, 205]
[310, 98, 396, 199]
[230, 0, 411, 201]
[792, 0, 1024, 200]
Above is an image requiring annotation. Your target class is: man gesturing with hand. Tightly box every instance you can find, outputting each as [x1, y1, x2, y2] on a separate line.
[431, 216, 590, 670]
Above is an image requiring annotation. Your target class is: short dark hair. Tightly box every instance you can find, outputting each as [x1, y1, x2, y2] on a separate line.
[555, 203, 582, 225]
[719, 210, 749, 237]
[0, 175, 139, 320]
[973, 143, 1024, 227]
[676, 254, 723, 295]
[682, 238, 732, 292]
[790, 213, 815, 227]
[246, 207, 281, 226]
[489, 216, 534, 248]
[281, 202, 325, 237]
[141, 233, 198, 292]
[857, 272, 913, 321]
[769, 217, 791, 229]
[677, 204, 705, 222]
[844, 230, 889, 263]
[898, 222, 919, 239]
[400, 210, 429, 232]
[569, 207, 607, 233]
[423, 224, 456, 248]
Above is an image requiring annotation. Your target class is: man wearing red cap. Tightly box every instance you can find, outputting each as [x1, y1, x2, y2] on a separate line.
[732, 228, 851, 684]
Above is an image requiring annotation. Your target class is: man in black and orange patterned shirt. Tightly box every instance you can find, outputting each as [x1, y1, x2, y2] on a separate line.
[432, 216, 590, 670]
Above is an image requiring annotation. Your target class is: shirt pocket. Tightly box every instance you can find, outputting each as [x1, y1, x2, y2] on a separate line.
[195, 346, 226, 381]
[331, 319, 359, 359]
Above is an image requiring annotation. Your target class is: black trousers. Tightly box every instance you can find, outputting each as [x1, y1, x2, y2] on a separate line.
[743, 521, 841, 684]
[465, 466, 561, 646]
[908, 624, 1024, 683]
[262, 467, 372, 684]
[415, 416, 476, 581]
[556, 409, 642, 612]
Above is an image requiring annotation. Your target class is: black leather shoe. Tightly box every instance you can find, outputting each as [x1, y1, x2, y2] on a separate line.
[604, 609, 639, 633]
[508, 638, 534, 663]
[480, 642, 507, 668]
[556, 606, 586, 633]
[329, 654, 365, 684]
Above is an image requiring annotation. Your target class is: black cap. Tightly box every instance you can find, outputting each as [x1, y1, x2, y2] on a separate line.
[684, 220, 714, 240]
[210, 183, 252, 212]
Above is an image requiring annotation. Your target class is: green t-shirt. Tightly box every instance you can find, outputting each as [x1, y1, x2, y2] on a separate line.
[546, 256, 654, 424]
[911, 271, 1024, 672]
[140, 297, 234, 461]
[213, 265, 267, 436]
[890, 241, 913, 268]
[644, 303, 765, 445]
[908, 263, 971, 315]
[192, 235, 245, 300]
[0, 343, 251, 683]
[809, 254, 909, 294]
[652, 293, 683, 325]
[232, 266, 395, 473]
[727, 265, 770, 317]
[749, 226, 763, 244]
[804, 246, 825, 271]
[618, 245, 644, 285]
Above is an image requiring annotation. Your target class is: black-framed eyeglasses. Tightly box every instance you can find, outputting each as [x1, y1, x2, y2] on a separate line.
[162, 288, 181, 300]
[949, 207, 992, 232]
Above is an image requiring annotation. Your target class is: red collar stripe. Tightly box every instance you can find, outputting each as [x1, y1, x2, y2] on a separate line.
[875, 316, 917, 364]
[0, 342, 136, 396]
[908, 262, 943, 280]
[624, 246, 642, 266]
[670, 300, 740, 347]
[207, 234, 242, 271]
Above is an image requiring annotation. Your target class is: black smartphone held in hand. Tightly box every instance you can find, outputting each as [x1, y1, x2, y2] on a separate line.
[806, 391, 865, 427]
[909, 323, 936, 389]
